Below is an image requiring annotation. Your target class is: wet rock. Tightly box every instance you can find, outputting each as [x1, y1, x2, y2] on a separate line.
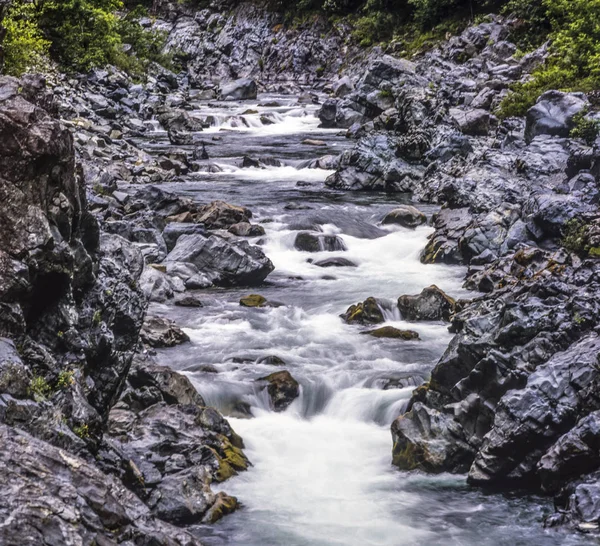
[302, 139, 327, 146]
[294, 232, 347, 252]
[538, 411, 600, 494]
[314, 257, 358, 268]
[240, 294, 268, 308]
[174, 294, 204, 308]
[196, 200, 252, 229]
[140, 266, 184, 303]
[228, 222, 266, 237]
[141, 316, 190, 348]
[362, 327, 420, 340]
[318, 98, 338, 128]
[398, 285, 456, 322]
[257, 370, 300, 412]
[525, 91, 588, 143]
[257, 355, 286, 366]
[0, 424, 201, 546]
[163, 223, 208, 252]
[166, 234, 274, 286]
[333, 76, 354, 98]
[341, 297, 385, 325]
[382, 206, 427, 228]
[219, 79, 257, 101]
[469, 336, 600, 486]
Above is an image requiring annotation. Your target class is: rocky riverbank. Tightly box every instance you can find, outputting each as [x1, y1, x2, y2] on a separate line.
[1, 1, 600, 543]
[311, 14, 600, 534]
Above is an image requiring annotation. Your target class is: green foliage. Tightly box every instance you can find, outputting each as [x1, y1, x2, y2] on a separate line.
[499, 0, 600, 117]
[352, 11, 397, 46]
[92, 309, 103, 326]
[561, 218, 599, 257]
[2, 0, 173, 76]
[29, 376, 51, 401]
[570, 111, 600, 145]
[73, 424, 90, 439]
[3, 2, 50, 76]
[57, 370, 76, 389]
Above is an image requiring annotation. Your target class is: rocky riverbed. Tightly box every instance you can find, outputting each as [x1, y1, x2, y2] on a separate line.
[1, 2, 600, 545]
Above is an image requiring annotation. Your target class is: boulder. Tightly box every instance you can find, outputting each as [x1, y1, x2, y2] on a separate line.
[397, 285, 456, 322]
[294, 232, 347, 252]
[450, 108, 497, 136]
[197, 201, 252, 229]
[257, 370, 300, 412]
[341, 297, 384, 324]
[219, 79, 257, 101]
[228, 222, 266, 237]
[141, 316, 190, 348]
[525, 91, 588, 143]
[163, 222, 208, 252]
[0, 424, 201, 545]
[382, 206, 427, 228]
[334, 76, 354, 98]
[314, 257, 358, 268]
[362, 327, 420, 340]
[240, 294, 268, 308]
[166, 234, 274, 286]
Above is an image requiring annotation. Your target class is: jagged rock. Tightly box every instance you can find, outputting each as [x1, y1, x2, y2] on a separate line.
[468, 336, 600, 486]
[397, 285, 456, 322]
[228, 222, 266, 237]
[219, 78, 257, 101]
[450, 108, 497, 136]
[257, 355, 286, 366]
[174, 294, 204, 308]
[525, 91, 588, 143]
[141, 316, 190, 348]
[196, 200, 252, 229]
[166, 234, 274, 286]
[140, 266, 184, 303]
[163, 223, 208, 252]
[0, 424, 201, 546]
[341, 297, 384, 325]
[362, 327, 420, 340]
[294, 232, 347, 252]
[257, 370, 299, 412]
[382, 206, 427, 228]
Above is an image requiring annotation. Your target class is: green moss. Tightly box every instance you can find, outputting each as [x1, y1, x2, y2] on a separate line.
[588, 247, 600, 257]
[73, 424, 90, 439]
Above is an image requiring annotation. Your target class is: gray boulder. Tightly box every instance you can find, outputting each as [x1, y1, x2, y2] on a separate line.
[397, 285, 456, 322]
[219, 79, 257, 101]
[525, 91, 588, 143]
[166, 234, 274, 286]
[382, 206, 427, 228]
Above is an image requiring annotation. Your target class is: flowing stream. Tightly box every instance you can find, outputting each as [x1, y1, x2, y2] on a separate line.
[144, 95, 590, 546]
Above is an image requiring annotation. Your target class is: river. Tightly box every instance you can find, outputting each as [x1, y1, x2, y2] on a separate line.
[143, 94, 589, 546]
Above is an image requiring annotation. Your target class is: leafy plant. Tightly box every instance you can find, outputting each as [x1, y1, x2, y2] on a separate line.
[570, 111, 600, 145]
[57, 370, 75, 390]
[3, 2, 50, 76]
[29, 376, 51, 401]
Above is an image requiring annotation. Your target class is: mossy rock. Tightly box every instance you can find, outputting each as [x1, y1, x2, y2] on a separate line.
[203, 492, 239, 523]
[362, 326, 420, 340]
[240, 294, 268, 307]
[341, 297, 384, 324]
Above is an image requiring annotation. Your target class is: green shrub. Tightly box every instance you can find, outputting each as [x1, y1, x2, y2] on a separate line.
[2, 0, 173, 77]
[570, 111, 600, 145]
[29, 376, 51, 401]
[3, 2, 50, 76]
[499, 0, 600, 117]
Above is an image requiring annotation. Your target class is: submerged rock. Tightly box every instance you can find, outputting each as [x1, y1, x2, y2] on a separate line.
[294, 232, 347, 252]
[382, 206, 427, 228]
[397, 286, 456, 322]
[257, 370, 300, 412]
[314, 257, 358, 268]
[240, 294, 268, 308]
[341, 297, 385, 325]
[362, 327, 420, 340]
